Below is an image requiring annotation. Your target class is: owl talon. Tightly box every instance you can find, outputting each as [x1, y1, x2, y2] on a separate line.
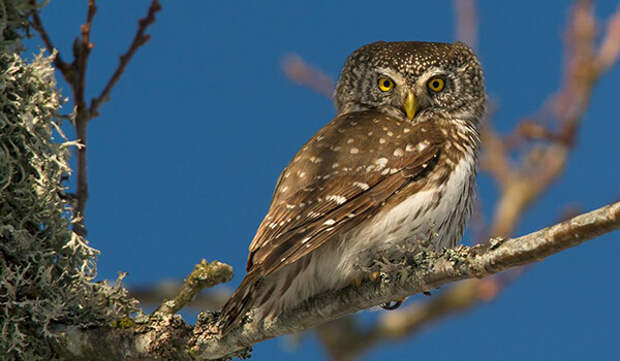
[381, 298, 405, 310]
[370, 271, 380, 281]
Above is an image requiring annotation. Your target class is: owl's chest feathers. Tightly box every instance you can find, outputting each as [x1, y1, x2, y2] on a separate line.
[338, 132, 478, 272]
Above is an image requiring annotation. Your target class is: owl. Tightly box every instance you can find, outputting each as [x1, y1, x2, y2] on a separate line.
[219, 41, 486, 334]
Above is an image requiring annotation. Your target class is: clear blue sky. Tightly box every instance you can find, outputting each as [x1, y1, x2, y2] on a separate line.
[26, 1, 619, 360]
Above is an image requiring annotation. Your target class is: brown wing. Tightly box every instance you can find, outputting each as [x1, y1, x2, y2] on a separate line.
[219, 110, 444, 334]
[247, 110, 443, 275]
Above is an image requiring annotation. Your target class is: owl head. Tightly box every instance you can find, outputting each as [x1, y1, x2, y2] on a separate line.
[334, 41, 486, 124]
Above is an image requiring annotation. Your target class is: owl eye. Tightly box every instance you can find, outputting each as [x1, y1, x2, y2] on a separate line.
[377, 77, 395, 92]
[427, 77, 445, 92]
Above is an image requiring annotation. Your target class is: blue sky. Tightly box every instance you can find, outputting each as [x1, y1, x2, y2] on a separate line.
[26, 1, 619, 360]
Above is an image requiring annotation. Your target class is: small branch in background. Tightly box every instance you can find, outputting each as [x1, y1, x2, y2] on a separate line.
[155, 260, 233, 315]
[29, 0, 161, 237]
[453, 0, 478, 50]
[481, 0, 620, 238]
[131, 283, 231, 311]
[281, 55, 335, 100]
[317, 278, 501, 361]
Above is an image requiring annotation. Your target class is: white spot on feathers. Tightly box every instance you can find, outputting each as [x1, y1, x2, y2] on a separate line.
[352, 181, 369, 190]
[375, 157, 388, 168]
[326, 195, 347, 204]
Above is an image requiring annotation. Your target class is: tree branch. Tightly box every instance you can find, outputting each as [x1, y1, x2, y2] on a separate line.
[189, 201, 619, 359]
[52, 202, 619, 360]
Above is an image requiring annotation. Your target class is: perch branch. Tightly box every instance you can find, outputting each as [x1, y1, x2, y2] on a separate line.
[189, 201, 620, 359]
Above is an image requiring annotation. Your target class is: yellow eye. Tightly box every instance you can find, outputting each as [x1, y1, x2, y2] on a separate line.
[427, 77, 445, 92]
[378, 77, 394, 92]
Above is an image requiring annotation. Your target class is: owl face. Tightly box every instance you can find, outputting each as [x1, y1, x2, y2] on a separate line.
[335, 41, 485, 124]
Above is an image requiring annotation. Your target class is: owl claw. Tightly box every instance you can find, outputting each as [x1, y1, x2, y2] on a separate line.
[381, 298, 405, 310]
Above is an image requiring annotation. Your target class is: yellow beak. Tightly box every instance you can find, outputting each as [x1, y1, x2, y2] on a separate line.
[404, 92, 417, 120]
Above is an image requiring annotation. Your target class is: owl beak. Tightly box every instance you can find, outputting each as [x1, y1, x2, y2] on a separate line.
[404, 92, 417, 120]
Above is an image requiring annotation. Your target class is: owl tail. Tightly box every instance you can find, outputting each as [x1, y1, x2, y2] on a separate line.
[219, 272, 262, 336]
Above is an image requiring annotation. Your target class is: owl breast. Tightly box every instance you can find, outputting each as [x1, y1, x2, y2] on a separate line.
[333, 148, 476, 279]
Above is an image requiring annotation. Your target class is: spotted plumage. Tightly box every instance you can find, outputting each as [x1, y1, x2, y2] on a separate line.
[219, 41, 486, 335]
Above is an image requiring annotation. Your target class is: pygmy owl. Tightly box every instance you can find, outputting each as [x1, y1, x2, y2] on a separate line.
[219, 41, 486, 334]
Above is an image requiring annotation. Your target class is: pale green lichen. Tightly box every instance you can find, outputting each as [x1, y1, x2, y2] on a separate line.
[0, 27, 136, 361]
[0, 0, 40, 52]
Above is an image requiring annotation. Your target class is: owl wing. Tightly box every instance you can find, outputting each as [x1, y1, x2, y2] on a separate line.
[248, 111, 443, 275]
[220, 110, 443, 334]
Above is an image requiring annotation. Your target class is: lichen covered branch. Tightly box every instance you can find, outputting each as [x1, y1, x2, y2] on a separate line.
[156, 260, 233, 315]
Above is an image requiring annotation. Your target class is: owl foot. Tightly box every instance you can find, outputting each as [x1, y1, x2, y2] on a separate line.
[381, 298, 405, 310]
[352, 271, 381, 287]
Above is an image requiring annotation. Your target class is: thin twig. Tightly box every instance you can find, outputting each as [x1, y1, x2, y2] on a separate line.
[29, 0, 161, 237]
[155, 260, 233, 315]
[89, 0, 162, 117]
[281, 55, 335, 99]
[71, 0, 97, 237]
[453, 0, 478, 50]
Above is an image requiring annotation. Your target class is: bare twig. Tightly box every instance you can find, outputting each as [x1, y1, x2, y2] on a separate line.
[453, 0, 478, 50]
[482, 0, 619, 237]
[155, 260, 233, 315]
[29, 0, 161, 237]
[281, 55, 335, 99]
[89, 0, 162, 117]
